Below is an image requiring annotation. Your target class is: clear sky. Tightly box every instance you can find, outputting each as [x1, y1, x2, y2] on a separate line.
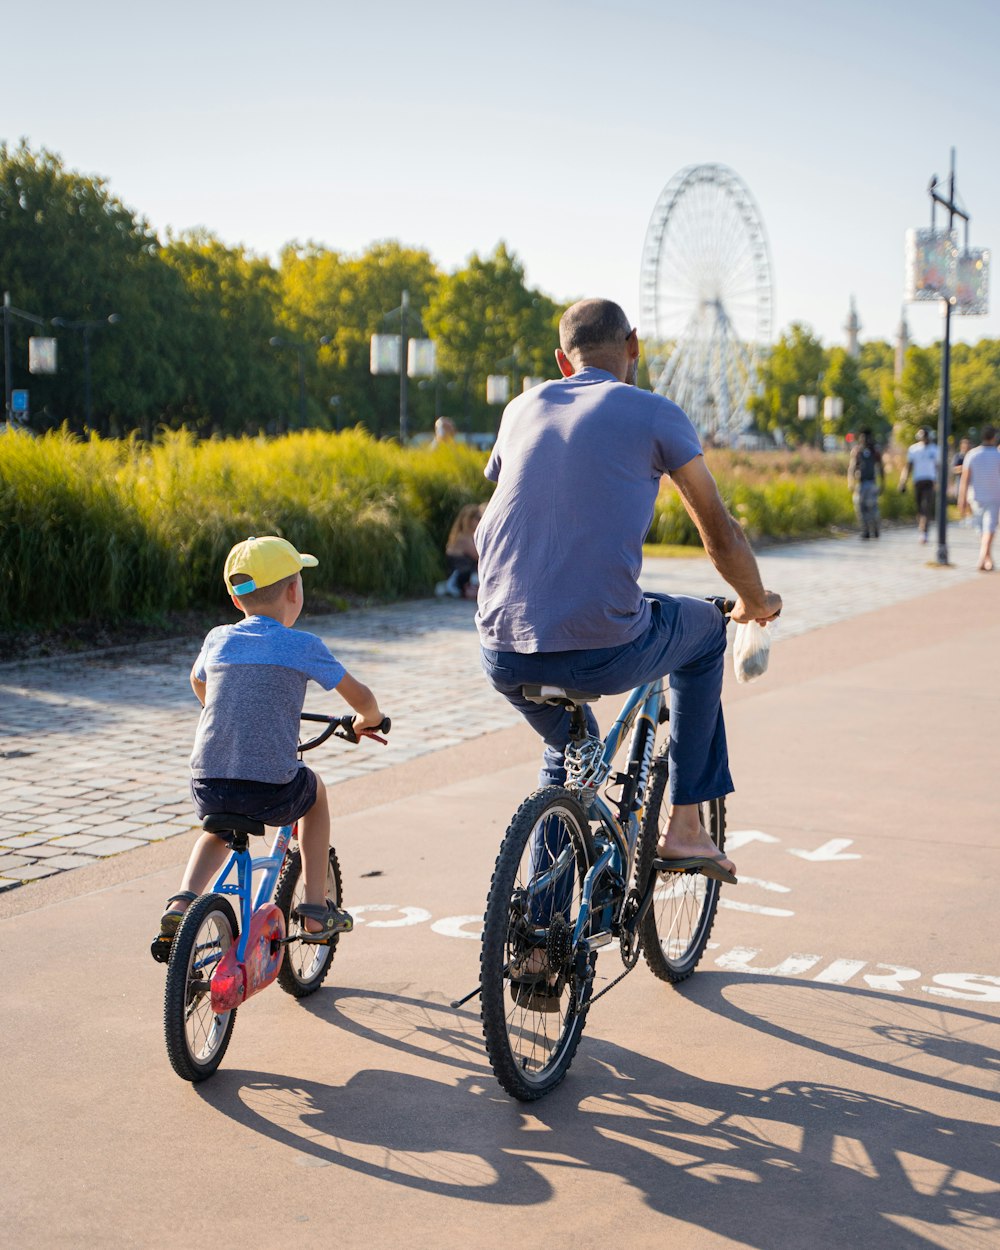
[6, 0, 999, 350]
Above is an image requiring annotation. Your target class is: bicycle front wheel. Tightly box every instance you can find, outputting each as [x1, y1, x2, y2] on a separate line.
[274, 844, 343, 998]
[480, 787, 595, 1101]
[163, 894, 238, 1082]
[637, 753, 727, 983]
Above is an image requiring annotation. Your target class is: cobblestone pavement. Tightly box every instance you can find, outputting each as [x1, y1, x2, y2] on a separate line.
[0, 523, 985, 889]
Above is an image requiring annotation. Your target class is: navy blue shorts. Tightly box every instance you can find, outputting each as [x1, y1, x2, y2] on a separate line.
[190, 766, 318, 827]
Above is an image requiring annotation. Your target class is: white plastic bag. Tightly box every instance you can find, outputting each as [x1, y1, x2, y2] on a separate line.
[733, 619, 772, 684]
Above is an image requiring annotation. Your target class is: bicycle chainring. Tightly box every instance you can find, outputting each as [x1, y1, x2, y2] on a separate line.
[618, 889, 643, 969]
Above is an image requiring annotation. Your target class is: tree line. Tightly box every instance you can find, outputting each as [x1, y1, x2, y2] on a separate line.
[4, 140, 996, 446]
[0, 142, 563, 439]
[750, 323, 1000, 449]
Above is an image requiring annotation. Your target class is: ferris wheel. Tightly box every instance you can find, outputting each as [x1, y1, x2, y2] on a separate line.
[640, 164, 773, 442]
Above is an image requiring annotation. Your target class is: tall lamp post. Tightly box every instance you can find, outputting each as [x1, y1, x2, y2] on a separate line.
[3, 291, 47, 422]
[906, 149, 990, 566]
[268, 336, 308, 431]
[50, 312, 121, 431]
[369, 293, 436, 443]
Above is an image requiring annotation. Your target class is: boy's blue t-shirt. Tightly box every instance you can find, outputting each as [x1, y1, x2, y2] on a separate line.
[190, 616, 346, 784]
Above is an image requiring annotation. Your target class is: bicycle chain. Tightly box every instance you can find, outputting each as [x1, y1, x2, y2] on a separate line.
[575, 957, 637, 1013]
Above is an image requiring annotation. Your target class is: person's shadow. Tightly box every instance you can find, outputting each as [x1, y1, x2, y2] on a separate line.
[196, 978, 1000, 1246]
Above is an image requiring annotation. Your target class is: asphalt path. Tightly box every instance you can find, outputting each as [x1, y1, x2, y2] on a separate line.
[2, 570, 998, 1249]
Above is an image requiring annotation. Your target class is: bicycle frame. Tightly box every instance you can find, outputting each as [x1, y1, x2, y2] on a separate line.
[565, 678, 665, 951]
[212, 822, 296, 965]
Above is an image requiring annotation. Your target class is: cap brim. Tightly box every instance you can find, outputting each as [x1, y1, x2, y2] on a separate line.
[299, 554, 318, 567]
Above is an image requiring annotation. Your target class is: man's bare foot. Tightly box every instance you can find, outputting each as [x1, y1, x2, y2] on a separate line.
[656, 825, 736, 878]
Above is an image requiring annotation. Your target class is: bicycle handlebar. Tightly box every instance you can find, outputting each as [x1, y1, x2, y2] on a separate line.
[299, 713, 392, 752]
[707, 595, 737, 619]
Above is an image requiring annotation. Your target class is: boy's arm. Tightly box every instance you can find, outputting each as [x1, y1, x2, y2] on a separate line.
[190, 665, 207, 706]
[335, 672, 383, 731]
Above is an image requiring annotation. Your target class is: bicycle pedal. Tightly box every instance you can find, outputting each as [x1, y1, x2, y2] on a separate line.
[149, 936, 172, 964]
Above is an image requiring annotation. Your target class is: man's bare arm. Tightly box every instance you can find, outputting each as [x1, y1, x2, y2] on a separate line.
[669, 456, 782, 624]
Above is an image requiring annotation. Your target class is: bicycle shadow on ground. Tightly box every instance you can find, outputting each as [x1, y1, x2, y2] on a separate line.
[194, 983, 1000, 1246]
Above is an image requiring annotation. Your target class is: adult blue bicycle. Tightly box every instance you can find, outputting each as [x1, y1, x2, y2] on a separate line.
[162, 712, 389, 1082]
[475, 598, 733, 1100]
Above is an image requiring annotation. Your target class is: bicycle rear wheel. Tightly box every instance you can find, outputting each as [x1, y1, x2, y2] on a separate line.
[163, 894, 238, 1082]
[274, 844, 343, 997]
[480, 787, 595, 1101]
[637, 753, 727, 983]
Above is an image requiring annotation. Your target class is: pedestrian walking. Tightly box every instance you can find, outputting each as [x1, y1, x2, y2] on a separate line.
[898, 427, 941, 544]
[950, 436, 972, 504]
[847, 428, 884, 539]
[958, 425, 1000, 571]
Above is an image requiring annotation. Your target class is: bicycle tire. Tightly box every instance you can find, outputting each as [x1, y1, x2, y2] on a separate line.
[163, 894, 239, 1082]
[636, 752, 727, 983]
[274, 845, 343, 998]
[480, 787, 596, 1101]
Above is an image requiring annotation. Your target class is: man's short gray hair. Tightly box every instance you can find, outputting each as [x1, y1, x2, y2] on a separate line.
[559, 299, 632, 357]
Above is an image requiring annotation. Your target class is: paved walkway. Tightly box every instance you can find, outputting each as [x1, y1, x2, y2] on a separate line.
[0, 523, 984, 889]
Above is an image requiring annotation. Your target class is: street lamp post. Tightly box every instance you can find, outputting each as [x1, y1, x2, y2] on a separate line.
[3, 292, 47, 422]
[268, 336, 308, 431]
[928, 154, 967, 567]
[906, 149, 990, 566]
[50, 312, 121, 431]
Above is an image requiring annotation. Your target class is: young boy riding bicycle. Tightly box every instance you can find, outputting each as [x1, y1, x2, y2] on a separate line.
[150, 535, 385, 961]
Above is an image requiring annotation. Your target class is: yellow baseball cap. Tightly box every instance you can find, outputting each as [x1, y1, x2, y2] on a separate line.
[223, 536, 318, 596]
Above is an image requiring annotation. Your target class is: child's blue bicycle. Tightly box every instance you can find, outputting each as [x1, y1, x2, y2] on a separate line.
[470, 597, 733, 1100]
[162, 712, 389, 1082]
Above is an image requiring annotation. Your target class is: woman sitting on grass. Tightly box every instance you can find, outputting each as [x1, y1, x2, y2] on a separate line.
[435, 503, 483, 599]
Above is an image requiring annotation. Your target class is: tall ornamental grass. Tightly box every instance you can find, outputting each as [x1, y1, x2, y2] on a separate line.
[0, 428, 490, 630]
[1, 435, 917, 634]
[649, 449, 916, 546]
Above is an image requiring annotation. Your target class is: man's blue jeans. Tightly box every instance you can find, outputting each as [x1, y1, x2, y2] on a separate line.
[481, 593, 732, 807]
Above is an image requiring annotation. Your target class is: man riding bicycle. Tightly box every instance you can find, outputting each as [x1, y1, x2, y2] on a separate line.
[475, 298, 782, 883]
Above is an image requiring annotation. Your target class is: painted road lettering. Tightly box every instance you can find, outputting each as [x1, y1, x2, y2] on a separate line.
[351, 904, 1000, 1002]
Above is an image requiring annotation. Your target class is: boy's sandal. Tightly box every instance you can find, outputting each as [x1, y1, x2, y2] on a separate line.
[149, 891, 198, 964]
[292, 899, 354, 943]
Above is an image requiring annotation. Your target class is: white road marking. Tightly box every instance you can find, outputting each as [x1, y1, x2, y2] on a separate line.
[788, 838, 861, 862]
[813, 959, 869, 985]
[921, 973, 1000, 1002]
[861, 964, 921, 992]
[719, 899, 795, 917]
[726, 830, 781, 851]
[430, 915, 482, 940]
[737, 876, 791, 893]
[715, 947, 824, 976]
[350, 904, 432, 928]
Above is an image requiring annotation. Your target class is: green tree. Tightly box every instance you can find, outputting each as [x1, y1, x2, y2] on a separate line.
[160, 231, 286, 435]
[749, 323, 827, 444]
[895, 344, 940, 444]
[0, 141, 189, 434]
[824, 347, 878, 437]
[280, 240, 441, 438]
[423, 242, 561, 431]
[950, 339, 1000, 438]
[857, 340, 895, 437]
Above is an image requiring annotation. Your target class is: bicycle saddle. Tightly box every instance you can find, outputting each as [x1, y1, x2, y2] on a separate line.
[521, 684, 602, 707]
[202, 813, 267, 837]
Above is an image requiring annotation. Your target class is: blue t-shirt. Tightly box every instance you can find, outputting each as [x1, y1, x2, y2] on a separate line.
[190, 616, 346, 784]
[475, 368, 702, 652]
[964, 443, 1000, 505]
